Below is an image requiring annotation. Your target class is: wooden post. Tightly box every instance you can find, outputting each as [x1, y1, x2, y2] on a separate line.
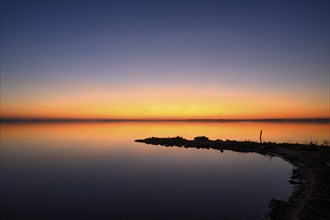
[260, 130, 263, 143]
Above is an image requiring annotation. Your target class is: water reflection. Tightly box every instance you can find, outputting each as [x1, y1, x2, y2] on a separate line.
[0, 122, 312, 219]
[2, 121, 329, 144]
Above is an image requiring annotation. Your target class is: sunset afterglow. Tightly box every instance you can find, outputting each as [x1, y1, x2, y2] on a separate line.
[1, 84, 328, 119]
[1, 1, 329, 119]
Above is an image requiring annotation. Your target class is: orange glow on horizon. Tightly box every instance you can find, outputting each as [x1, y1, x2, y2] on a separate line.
[1, 85, 329, 119]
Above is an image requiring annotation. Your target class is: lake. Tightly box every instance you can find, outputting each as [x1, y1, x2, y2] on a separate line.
[1, 122, 328, 219]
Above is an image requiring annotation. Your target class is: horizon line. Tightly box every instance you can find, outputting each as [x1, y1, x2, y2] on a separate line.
[1, 117, 329, 123]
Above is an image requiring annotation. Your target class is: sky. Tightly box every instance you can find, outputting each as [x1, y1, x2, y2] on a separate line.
[1, 0, 329, 119]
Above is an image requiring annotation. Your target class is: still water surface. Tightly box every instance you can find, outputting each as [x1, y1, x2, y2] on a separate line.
[1, 122, 327, 219]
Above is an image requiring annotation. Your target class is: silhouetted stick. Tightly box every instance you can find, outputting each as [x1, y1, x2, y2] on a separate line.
[260, 129, 263, 143]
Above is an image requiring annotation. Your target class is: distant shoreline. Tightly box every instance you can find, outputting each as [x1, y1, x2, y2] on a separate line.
[1, 118, 329, 123]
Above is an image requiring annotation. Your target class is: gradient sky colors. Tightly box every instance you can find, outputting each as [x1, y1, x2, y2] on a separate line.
[1, 0, 329, 119]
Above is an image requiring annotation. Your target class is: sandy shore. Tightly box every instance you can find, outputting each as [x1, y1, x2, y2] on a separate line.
[135, 136, 330, 220]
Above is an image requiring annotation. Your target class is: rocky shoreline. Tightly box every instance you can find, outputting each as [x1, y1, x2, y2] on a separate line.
[135, 136, 330, 220]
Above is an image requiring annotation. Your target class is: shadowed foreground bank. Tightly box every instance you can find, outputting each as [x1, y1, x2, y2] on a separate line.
[135, 136, 330, 220]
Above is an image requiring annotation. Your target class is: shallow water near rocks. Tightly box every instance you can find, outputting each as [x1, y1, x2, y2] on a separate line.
[0, 122, 314, 219]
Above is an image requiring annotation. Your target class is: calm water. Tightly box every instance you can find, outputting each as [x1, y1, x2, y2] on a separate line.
[1, 122, 328, 220]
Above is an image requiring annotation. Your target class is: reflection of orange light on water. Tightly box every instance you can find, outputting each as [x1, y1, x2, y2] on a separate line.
[1, 122, 329, 149]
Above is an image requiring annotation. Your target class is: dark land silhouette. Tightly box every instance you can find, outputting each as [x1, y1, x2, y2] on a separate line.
[136, 136, 330, 220]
